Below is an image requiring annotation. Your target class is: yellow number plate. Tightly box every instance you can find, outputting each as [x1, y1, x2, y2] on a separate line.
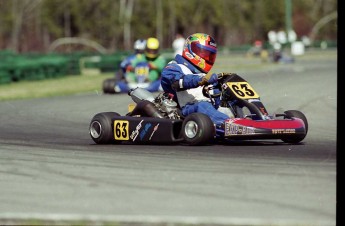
[226, 81, 259, 99]
[114, 120, 129, 140]
[135, 67, 149, 76]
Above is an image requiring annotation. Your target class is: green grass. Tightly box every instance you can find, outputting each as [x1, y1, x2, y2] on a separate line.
[0, 72, 114, 101]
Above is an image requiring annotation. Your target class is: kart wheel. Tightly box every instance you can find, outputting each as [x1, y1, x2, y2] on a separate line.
[281, 110, 308, 144]
[89, 112, 121, 144]
[181, 113, 215, 146]
[102, 78, 116, 94]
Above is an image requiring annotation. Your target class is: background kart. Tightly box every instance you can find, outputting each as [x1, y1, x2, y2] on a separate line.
[90, 73, 308, 146]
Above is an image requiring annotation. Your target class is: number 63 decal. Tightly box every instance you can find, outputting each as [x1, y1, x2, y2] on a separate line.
[227, 82, 259, 99]
[114, 120, 129, 140]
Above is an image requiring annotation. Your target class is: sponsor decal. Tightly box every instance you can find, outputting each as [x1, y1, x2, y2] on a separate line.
[185, 52, 193, 59]
[130, 119, 144, 141]
[195, 33, 207, 41]
[272, 129, 296, 134]
[149, 123, 160, 140]
[225, 118, 241, 123]
[198, 60, 205, 70]
[139, 123, 152, 140]
[222, 83, 228, 90]
[224, 121, 255, 136]
[209, 41, 216, 47]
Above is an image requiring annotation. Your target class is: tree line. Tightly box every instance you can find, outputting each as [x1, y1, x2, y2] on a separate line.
[0, 0, 337, 53]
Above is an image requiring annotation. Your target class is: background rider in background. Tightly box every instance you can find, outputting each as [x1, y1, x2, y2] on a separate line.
[115, 39, 146, 81]
[161, 33, 231, 127]
[125, 37, 166, 92]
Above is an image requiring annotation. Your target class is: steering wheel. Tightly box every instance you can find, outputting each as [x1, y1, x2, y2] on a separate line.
[202, 84, 221, 99]
[201, 72, 228, 99]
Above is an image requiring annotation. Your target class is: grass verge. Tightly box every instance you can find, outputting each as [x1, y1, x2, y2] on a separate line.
[0, 72, 114, 101]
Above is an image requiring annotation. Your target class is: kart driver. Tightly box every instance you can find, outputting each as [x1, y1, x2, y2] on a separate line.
[113, 39, 146, 83]
[161, 33, 231, 126]
[124, 37, 166, 92]
[119, 39, 146, 74]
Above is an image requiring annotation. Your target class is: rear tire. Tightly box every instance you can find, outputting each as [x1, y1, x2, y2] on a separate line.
[89, 112, 121, 144]
[281, 110, 308, 144]
[181, 113, 215, 146]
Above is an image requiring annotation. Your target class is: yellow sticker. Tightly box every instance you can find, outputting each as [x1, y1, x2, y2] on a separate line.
[128, 103, 136, 112]
[135, 67, 149, 76]
[226, 81, 259, 99]
[114, 120, 129, 140]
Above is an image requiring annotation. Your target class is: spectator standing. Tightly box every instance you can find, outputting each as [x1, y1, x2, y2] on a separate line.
[172, 33, 185, 57]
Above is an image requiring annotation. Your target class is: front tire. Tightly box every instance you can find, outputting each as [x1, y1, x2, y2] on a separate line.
[181, 113, 215, 146]
[102, 78, 116, 94]
[89, 112, 121, 144]
[281, 110, 308, 144]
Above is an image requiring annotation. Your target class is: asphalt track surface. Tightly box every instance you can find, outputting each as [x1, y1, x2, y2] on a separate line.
[0, 50, 337, 226]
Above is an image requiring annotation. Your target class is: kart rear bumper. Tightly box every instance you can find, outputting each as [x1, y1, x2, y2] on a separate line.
[218, 118, 307, 140]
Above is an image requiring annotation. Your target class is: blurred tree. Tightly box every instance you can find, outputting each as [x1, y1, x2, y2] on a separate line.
[0, 0, 337, 53]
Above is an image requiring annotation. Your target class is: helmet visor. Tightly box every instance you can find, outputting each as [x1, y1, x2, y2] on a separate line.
[191, 42, 217, 65]
[146, 48, 158, 58]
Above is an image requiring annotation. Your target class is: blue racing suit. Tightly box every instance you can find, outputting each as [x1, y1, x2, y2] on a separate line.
[161, 54, 230, 126]
[120, 54, 137, 73]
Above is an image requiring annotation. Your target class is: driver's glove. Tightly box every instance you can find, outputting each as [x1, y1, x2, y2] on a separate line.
[198, 73, 218, 86]
[126, 65, 134, 72]
[148, 63, 156, 70]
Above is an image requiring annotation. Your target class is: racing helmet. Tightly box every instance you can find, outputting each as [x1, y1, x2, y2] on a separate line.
[182, 33, 217, 73]
[134, 39, 146, 54]
[145, 37, 160, 59]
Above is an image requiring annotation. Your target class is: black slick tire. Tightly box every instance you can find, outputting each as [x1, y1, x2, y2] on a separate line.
[89, 112, 121, 144]
[181, 113, 215, 146]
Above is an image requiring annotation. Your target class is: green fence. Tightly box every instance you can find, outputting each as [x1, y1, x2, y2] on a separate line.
[98, 53, 127, 72]
[0, 51, 82, 84]
[0, 50, 133, 85]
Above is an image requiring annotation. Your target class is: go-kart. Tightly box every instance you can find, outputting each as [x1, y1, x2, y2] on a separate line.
[90, 72, 308, 145]
[103, 62, 161, 94]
